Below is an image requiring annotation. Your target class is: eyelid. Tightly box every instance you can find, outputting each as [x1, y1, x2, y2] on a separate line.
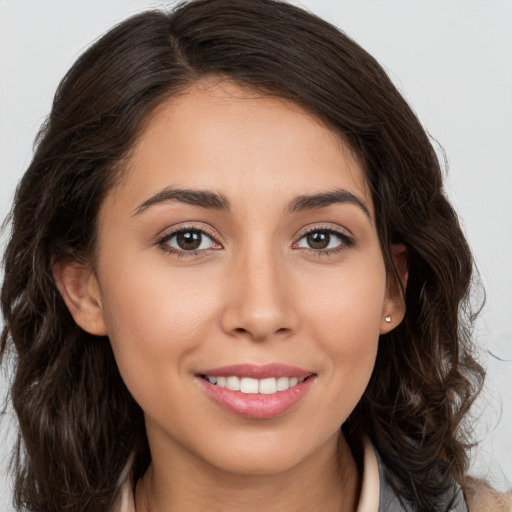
[294, 223, 353, 242]
[155, 223, 223, 255]
[292, 224, 355, 252]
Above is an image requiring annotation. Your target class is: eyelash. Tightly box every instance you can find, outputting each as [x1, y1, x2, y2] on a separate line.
[156, 224, 221, 258]
[294, 225, 355, 256]
[156, 225, 354, 258]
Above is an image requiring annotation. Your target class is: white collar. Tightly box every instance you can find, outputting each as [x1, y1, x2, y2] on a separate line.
[357, 436, 380, 512]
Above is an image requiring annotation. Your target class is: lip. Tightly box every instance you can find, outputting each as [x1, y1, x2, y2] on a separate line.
[196, 364, 316, 419]
[197, 363, 314, 379]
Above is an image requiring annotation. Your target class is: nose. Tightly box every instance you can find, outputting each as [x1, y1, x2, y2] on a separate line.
[219, 246, 298, 342]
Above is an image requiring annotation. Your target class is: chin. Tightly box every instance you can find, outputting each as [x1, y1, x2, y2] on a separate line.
[207, 448, 307, 476]
[191, 428, 335, 477]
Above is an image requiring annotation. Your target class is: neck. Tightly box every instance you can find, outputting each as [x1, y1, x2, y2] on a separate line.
[135, 431, 361, 512]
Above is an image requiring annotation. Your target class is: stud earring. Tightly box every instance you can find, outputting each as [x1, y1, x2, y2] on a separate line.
[385, 316, 391, 323]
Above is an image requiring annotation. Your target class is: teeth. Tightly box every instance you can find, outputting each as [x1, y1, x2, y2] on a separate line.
[226, 376, 240, 391]
[240, 377, 259, 393]
[276, 376, 290, 391]
[258, 377, 277, 394]
[205, 375, 306, 394]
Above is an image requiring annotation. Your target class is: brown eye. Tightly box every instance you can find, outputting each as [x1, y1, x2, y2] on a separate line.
[306, 231, 331, 249]
[176, 230, 202, 250]
[162, 229, 218, 252]
[296, 229, 350, 252]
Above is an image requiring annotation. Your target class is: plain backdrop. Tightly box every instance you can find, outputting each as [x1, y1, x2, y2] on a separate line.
[1, 0, 511, 509]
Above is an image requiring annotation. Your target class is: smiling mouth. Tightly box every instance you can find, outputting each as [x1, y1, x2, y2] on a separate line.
[199, 375, 312, 395]
[197, 365, 317, 419]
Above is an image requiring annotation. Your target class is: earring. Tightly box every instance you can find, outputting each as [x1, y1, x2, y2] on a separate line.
[385, 315, 391, 323]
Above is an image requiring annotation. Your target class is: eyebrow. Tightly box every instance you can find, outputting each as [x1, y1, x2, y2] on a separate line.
[288, 188, 371, 220]
[134, 187, 230, 215]
[134, 186, 371, 220]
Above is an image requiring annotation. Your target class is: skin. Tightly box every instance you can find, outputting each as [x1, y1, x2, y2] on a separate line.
[55, 79, 406, 512]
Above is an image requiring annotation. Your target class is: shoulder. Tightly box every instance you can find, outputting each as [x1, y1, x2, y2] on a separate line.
[464, 477, 512, 512]
[373, 446, 468, 511]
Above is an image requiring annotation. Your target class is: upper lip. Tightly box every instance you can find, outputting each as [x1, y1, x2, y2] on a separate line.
[197, 363, 315, 380]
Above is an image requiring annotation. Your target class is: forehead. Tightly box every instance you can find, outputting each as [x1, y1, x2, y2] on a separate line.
[109, 79, 372, 215]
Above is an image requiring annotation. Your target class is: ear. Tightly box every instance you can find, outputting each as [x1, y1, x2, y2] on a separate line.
[53, 260, 108, 336]
[379, 243, 408, 335]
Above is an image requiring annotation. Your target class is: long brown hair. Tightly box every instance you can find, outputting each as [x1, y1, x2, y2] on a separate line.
[1, 1, 484, 511]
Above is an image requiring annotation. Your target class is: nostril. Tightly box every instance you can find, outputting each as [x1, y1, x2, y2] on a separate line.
[232, 326, 291, 339]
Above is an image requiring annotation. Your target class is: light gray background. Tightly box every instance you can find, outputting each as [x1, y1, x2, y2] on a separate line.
[1, 1, 511, 509]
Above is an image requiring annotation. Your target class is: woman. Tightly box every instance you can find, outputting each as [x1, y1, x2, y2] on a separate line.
[1, 0, 507, 511]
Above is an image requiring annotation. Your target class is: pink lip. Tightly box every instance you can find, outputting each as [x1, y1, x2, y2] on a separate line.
[197, 363, 314, 379]
[196, 364, 316, 420]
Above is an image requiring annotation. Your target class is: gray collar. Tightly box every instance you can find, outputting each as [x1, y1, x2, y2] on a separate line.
[375, 450, 468, 512]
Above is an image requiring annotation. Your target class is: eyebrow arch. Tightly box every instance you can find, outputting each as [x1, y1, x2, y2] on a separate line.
[134, 187, 231, 215]
[288, 188, 371, 220]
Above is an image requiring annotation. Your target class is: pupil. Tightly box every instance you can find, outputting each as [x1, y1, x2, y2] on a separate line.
[307, 231, 330, 249]
[177, 231, 201, 250]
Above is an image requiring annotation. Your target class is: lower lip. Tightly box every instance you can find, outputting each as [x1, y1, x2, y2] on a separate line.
[197, 376, 316, 419]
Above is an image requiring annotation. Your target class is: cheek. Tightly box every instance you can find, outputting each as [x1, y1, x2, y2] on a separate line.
[97, 261, 221, 394]
[303, 258, 386, 404]
[306, 254, 386, 342]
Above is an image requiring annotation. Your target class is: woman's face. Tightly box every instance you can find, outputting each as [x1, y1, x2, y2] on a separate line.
[62, 80, 404, 475]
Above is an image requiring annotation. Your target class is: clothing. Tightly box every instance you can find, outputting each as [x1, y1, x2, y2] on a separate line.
[111, 438, 469, 512]
[359, 437, 468, 512]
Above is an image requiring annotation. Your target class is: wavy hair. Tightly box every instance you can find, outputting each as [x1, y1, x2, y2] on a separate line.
[1, 1, 484, 511]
